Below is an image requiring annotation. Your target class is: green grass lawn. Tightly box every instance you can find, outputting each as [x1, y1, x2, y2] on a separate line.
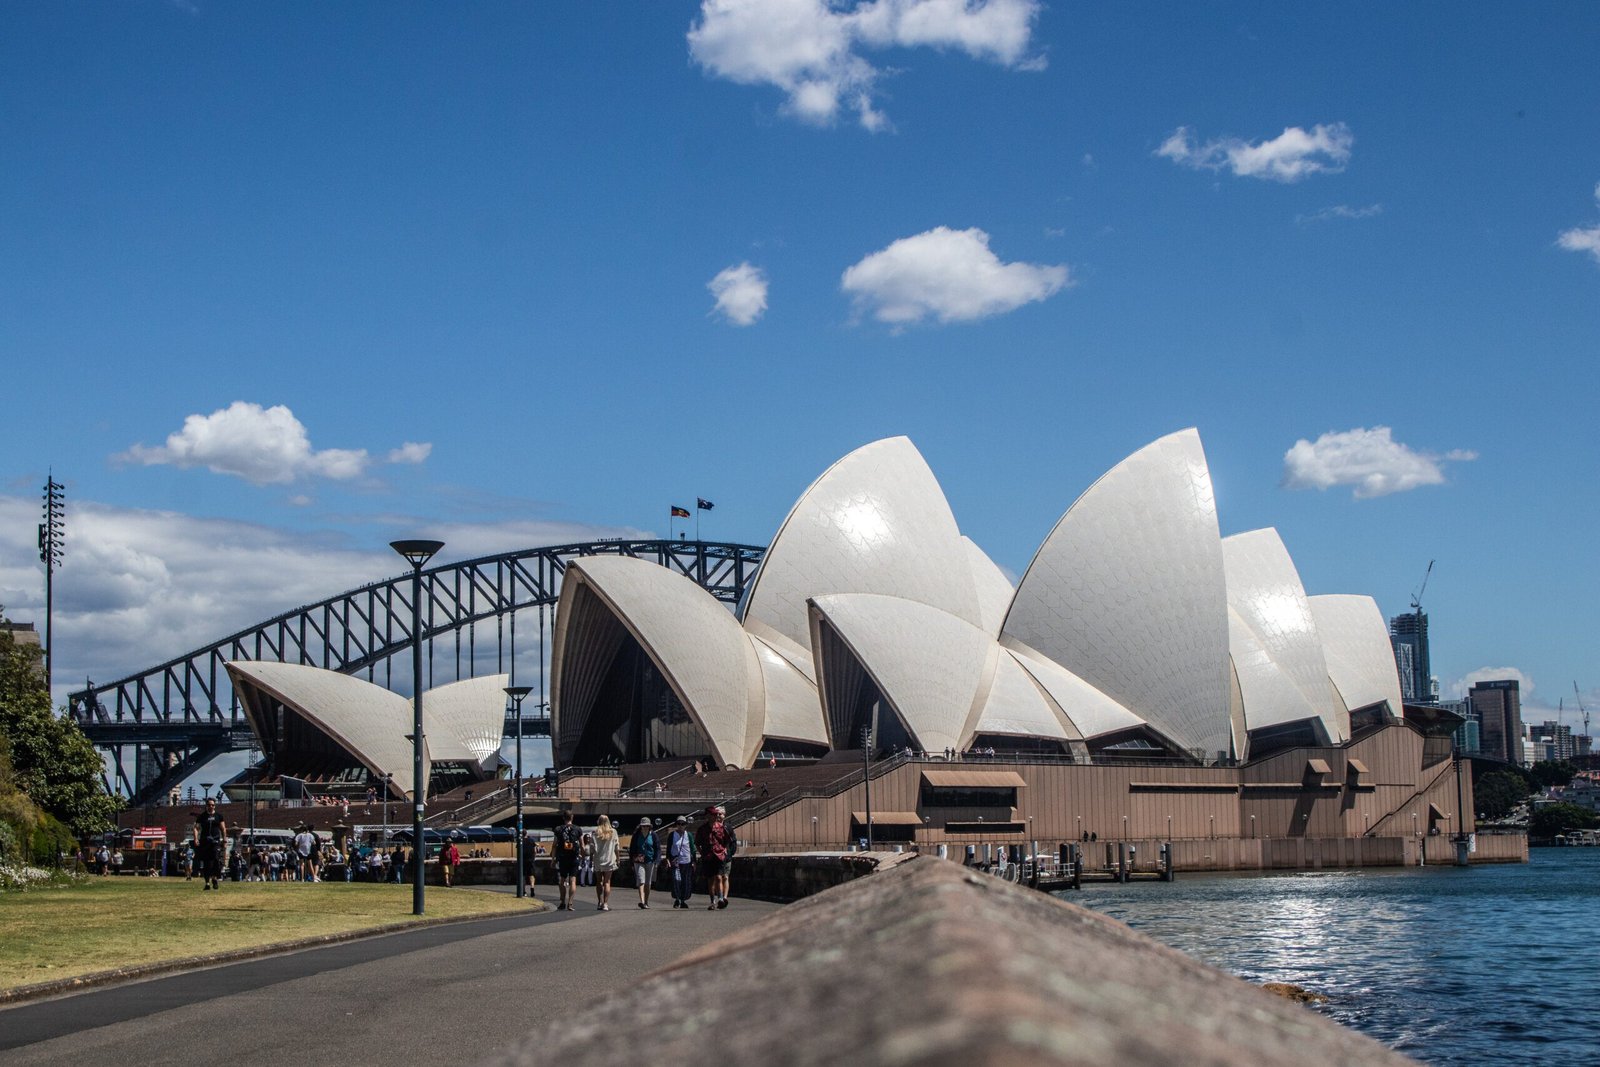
[0, 877, 539, 991]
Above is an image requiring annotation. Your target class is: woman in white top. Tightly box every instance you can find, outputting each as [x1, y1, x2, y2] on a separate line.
[591, 814, 619, 911]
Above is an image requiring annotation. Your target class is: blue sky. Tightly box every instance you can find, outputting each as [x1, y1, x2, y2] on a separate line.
[3, 1, 1598, 734]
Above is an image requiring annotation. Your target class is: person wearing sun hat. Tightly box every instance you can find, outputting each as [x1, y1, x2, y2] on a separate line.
[629, 817, 660, 909]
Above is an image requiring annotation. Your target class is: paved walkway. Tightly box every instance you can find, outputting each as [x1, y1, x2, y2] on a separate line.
[0, 884, 781, 1065]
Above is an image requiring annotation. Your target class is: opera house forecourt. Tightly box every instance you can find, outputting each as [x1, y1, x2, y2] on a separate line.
[548, 430, 1516, 868]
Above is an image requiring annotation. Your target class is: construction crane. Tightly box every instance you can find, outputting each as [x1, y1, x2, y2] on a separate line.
[1410, 560, 1435, 613]
[1574, 682, 1590, 742]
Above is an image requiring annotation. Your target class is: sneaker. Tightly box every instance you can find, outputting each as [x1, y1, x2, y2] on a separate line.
[638, 902, 646, 910]
[717, 897, 728, 909]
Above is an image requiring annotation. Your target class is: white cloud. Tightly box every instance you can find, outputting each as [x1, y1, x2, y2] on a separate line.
[1557, 181, 1600, 265]
[1296, 203, 1383, 225]
[0, 494, 649, 707]
[687, 0, 1043, 130]
[117, 402, 431, 486]
[1281, 426, 1477, 499]
[708, 262, 770, 325]
[386, 441, 433, 465]
[841, 225, 1068, 327]
[1451, 667, 1534, 700]
[1159, 123, 1353, 182]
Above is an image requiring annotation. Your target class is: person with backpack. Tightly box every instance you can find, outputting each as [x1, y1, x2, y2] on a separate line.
[552, 810, 582, 911]
[665, 816, 696, 908]
[695, 805, 735, 911]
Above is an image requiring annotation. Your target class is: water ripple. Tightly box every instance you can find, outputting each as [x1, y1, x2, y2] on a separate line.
[1064, 849, 1599, 1065]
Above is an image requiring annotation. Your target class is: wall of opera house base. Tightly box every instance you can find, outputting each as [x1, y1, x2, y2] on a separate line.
[733, 725, 1474, 854]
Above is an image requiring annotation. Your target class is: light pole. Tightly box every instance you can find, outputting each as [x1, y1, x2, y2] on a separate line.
[811, 815, 818, 848]
[392, 538, 443, 916]
[39, 475, 64, 694]
[201, 782, 214, 801]
[505, 685, 532, 898]
[383, 772, 393, 836]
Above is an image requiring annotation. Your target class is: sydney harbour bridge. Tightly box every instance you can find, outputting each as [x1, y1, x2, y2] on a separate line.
[67, 539, 766, 805]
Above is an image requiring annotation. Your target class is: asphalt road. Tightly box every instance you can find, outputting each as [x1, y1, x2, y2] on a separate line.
[0, 884, 781, 1065]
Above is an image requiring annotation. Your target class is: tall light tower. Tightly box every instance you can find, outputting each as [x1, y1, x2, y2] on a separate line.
[505, 685, 532, 898]
[391, 538, 443, 915]
[38, 475, 64, 694]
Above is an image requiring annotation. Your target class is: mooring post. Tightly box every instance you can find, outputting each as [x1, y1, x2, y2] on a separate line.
[1070, 843, 1081, 890]
[1117, 842, 1128, 883]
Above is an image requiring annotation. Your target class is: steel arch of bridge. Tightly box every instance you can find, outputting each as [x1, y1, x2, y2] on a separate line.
[69, 540, 765, 800]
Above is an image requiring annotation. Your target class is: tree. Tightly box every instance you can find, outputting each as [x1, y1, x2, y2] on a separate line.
[1474, 769, 1532, 821]
[1529, 760, 1578, 789]
[1529, 802, 1599, 840]
[0, 611, 120, 837]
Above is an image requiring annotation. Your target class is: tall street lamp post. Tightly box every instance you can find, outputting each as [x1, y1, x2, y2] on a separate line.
[392, 539, 443, 916]
[504, 685, 532, 898]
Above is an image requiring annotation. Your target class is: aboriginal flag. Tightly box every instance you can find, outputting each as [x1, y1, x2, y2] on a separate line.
[697, 498, 715, 511]
[671, 505, 691, 518]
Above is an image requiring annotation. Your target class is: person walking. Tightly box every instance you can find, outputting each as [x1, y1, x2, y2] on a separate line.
[629, 818, 658, 909]
[293, 824, 318, 883]
[440, 838, 460, 888]
[591, 815, 619, 911]
[665, 816, 696, 909]
[193, 797, 227, 891]
[522, 829, 540, 896]
[695, 805, 734, 910]
[552, 810, 582, 911]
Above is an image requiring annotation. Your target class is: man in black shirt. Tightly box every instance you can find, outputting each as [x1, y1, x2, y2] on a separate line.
[193, 797, 227, 891]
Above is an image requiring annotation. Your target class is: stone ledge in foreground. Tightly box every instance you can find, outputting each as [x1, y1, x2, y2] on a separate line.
[489, 855, 1412, 1067]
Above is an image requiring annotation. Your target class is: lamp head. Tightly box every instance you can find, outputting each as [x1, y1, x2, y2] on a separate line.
[504, 685, 533, 700]
[390, 539, 445, 568]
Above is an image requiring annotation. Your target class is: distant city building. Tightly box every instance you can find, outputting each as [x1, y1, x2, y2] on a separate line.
[1389, 612, 1432, 704]
[1440, 698, 1477, 753]
[1470, 679, 1523, 764]
[0, 621, 44, 683]
[1528, 721, 1577, 762]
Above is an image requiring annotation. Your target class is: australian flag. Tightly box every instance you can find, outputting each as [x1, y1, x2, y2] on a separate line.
[671, 505, 691, 518]
[697, 498, 715, 511]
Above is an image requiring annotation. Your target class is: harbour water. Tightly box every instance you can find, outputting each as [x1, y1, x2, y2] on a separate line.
[1066, 847, 1598, 1065]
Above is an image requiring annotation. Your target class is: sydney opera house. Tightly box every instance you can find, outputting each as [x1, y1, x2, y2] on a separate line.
[208, 428, 1485, 865]
[552, 429, 1400, 771]
[545, 429, 1484, 862]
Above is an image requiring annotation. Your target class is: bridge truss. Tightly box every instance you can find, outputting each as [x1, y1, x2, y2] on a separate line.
[68, 539, 766, 804]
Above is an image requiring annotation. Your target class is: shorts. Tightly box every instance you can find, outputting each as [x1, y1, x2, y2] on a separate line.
[700, 857, 729, 879]
[556, 858, 579, 878]
[633, 860, 656, 885]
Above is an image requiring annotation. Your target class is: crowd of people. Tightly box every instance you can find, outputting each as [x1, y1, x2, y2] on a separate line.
[542, 804, 737, 913]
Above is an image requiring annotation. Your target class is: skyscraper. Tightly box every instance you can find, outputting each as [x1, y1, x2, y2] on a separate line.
[1470, 679, 1523, 765]
[1389, 612, 1432, 705]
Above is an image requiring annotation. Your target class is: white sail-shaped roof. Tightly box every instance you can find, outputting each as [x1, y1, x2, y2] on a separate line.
[1001, 638, 1147, 740]
[226, 660, 424, 799]
[424, 673, 510, 771]
[1308, 594, 1404, 718]
[1226, 606, 1324, 737]
[1222, 529, 1345, 743]
[809, 593, 988, 755]
[748, 633, 828, 745]
[551, 555, 760, 769]
[963, 536, 1015, 636]
[740, 437, 981, 651]
[974, 648, 1078, 743]
[1002, 428, 1231, 758]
